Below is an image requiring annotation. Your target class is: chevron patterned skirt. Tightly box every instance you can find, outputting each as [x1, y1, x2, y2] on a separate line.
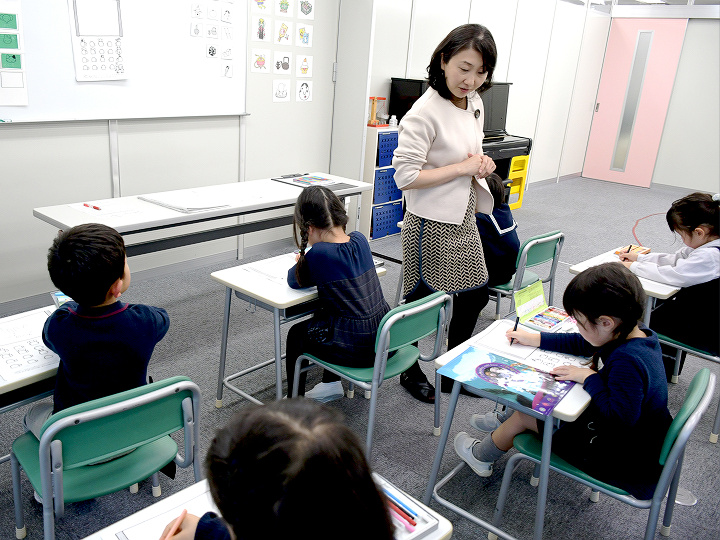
[401, 187, 488, 297]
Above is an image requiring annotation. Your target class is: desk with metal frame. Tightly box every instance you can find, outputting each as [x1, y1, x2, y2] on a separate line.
[33, 174, 371, 257]
[211, 253, 386, 406]
[424, 320, 591, 540]
[569, 250, 680, 326]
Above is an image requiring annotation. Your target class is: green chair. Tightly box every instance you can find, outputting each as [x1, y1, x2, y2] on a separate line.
[489, 368, 715, 540]
[11, 376, 202, 540]
[488, 230, 564, 319]
[658, 333, 720, 442]
[291, 291, 452, 458]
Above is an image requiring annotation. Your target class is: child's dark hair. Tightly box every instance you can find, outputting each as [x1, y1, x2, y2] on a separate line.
[427, 24, 497, 100]
[485, 172, 505, 208]
[292, 186, 348, 286]
[206, 399, 394, 540]
[47, 223, 126, 307]
[666, 192, 719, 237]
[563, 263, 645, 341]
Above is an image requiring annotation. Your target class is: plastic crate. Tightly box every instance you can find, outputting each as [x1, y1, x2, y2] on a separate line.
[377, 131, 398, 167]
[373, 168, 402, 204]
[371, 201, 403, 240]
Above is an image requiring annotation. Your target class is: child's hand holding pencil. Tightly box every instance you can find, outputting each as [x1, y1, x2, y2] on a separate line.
[159, 510, 200, 540]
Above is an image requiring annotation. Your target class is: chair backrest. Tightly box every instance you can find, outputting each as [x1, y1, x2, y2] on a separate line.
[516, 230, 564, 270]
[375, 291, 450, 354]
[659, 368, 714, 466]
[39, 376, 199, 469]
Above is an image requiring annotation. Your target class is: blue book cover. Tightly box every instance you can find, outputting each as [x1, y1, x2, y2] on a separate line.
[437, 346, 575, 416]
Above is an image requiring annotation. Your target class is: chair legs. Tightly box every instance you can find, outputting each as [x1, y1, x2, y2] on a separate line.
[434, 370, 441, 436]
[151, 473, 161, 497]
[365, 381, 380, 458]
[10, 452, 27, 539]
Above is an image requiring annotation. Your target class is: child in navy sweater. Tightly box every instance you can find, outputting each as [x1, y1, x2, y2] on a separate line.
[24, 224, 169, 438]
[475, 173, 520, 286]
[285, 186, 390, 402]
[455, 263, 671, 499]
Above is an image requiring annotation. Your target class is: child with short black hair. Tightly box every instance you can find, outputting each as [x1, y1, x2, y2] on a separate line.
[23, 223, 169, 438]
[160, 399, 395, 540]
[475, 172, 520, 286]
[284, 186, 390, 402]
[619, 192, 719, 368]
[455, 263, 672, 499]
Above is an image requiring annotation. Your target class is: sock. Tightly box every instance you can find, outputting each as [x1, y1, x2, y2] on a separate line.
[472, 433, 506, 463]
[321, 370, 341, 383]
[497, 406, 512, 423]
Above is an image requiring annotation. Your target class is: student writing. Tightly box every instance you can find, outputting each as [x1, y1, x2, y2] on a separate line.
[284, 185, 390, 402]
[159, 399, 395, 540]
[619, 192, 720, 370]
[455, 263, 672, 500]
[23, 224, 169, 438]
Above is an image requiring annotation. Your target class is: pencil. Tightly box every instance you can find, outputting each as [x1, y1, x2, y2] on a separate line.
[162, 509, 187, 540]
[510, 317, 519, 345]
[626, 244, 633, 253]
[387, 500, 417, 526]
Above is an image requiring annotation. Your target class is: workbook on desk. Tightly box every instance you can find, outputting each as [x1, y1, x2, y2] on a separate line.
[138, 190, 230, 213]
[438, 320, 591, 415]
[271, 174, 356, 191]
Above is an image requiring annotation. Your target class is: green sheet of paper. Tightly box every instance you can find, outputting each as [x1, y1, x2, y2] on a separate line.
[513, 281, 548, 322]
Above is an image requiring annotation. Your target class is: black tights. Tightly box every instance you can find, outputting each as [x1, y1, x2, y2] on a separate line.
[402, 281, 489, 381]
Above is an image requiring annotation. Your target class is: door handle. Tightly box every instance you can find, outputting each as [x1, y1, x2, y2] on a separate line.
[595, 103, 600, 112]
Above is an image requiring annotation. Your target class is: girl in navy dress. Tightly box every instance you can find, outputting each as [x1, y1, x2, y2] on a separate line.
[285, 186, 391, 402]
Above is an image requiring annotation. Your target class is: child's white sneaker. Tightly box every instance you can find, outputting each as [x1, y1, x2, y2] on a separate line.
[304, 381, 344, 403]
[470, 411, 502, 433]
[454, 432, 493, 477]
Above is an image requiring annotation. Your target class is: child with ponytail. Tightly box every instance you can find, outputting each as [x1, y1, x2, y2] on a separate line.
[285, 186, 391, 401]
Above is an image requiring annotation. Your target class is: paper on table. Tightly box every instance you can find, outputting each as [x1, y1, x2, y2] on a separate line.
[138, 190, 230, 213]
[241, 253, 298, 285]
[117, 491, 219, 540]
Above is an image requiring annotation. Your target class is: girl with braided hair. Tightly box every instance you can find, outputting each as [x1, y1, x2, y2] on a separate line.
[285, 186, 390, 402]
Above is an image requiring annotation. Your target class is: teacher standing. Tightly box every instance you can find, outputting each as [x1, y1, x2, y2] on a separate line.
[393, 24, 497, 403]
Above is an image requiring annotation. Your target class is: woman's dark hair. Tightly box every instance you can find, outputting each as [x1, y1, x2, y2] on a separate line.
[666, 192, 719, 237]
[427, 23, 497, 100]
[292, 185, 348, 286]
[46, 223, 126, 306]
[563, 262, 645, 341]
[206, 399, 394, 540]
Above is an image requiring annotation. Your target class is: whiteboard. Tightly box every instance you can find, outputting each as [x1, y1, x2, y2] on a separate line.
[0, 0, 247, 122]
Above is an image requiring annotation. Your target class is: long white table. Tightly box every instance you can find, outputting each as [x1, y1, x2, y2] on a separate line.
[569, 250, 680, 325]
[211, 253, 386, 405]
[424, 320, 591, 540]
[82, 475, 452, 540]
[33, 174, 372, 256]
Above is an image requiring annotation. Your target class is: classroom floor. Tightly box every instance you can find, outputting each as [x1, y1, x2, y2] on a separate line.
[1, 176, 718, 539]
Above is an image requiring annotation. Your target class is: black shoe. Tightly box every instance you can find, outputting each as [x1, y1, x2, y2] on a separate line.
[440, 374, 480, 397]
[400, 372, 435, 404]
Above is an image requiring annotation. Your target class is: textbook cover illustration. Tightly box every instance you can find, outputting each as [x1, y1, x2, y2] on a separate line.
[437, 346, 575, 416]
[614, 244, 651, 255]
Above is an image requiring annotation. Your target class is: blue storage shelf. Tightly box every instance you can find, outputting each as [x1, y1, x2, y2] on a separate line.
[373, 168, 402, 204]
[377, 131, 398, 167]
[371, 201, 403, 240]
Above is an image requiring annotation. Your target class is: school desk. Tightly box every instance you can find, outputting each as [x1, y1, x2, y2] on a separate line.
[211, 253, 386, 406]
[33, 174, 371, 256]
[82, 475, 453, 540]
[0, 306, 58, 464]
[569, 250, 680, 325]
[424, 319, 591, 540]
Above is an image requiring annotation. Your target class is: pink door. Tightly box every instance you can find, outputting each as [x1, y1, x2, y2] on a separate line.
[583, 19, 687, 187]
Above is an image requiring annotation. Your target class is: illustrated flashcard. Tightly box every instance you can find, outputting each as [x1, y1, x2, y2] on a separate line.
[296, 54, 312, 77]
[220, 3, 233, 23]
[190, 21, 203, 37]
[272, 79, 290, 102]
[296, 80, 312, 102]
[275, 20, 292, 45]
[251, 48, 270, 72]
[206, 22, 220, 39]
[0, 12, 19, 29]
[1, 52, 20, 68]
[251, 15, 270, 42]
[207, 4, 219, 20]
[190, 3, 204, 18]
[273, 51, 291, 75]
[251, 0, 272, 15]
[0, 4, 27, 107]
[0, 32, 19, 48]
[297, 24, 312, 47]
[206, 43, 219, 58]
[220, 45, 232, 60]
[222, 26, 233, 40]
[221, 62, 233, 78]
[297, 0, 314, 20]
[275, 0, 293, 17]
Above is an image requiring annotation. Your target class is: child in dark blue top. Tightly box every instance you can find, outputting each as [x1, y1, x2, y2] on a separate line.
[285, 186, 390, 402]
[455, 263, 672, 500]
[24, 224, 169, 438]
[475, 173, 520, 286]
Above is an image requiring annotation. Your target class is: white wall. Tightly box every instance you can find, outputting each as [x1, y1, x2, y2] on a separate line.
[469, 0, 519, 83]
[368, 0, 413, 100]
[653, 18, 719, 192]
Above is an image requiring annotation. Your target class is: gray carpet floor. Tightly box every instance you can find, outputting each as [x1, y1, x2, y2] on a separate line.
[1, 176, 718, 539]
